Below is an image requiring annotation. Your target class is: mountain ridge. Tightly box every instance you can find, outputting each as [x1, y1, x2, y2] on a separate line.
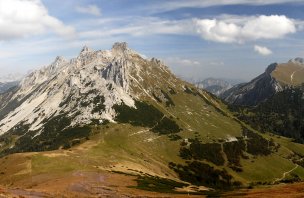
[196, 78, 233, 96]
[0, 42, 146, 136]
[221, 58, 304, 106]
[220, 63, 283, 106]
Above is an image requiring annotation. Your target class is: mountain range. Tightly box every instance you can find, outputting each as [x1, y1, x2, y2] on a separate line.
[0, 73, 24, 83]
[196, 78, 234, 96]
[0, 43, 304, 197]
[0, 81, 19, 94]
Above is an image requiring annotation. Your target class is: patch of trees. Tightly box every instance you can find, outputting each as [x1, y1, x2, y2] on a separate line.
[160, 90, 175, 107]
[244, 128, 275, 156]
[132, 175, 187, 193]
[151, 117, 181, 135]
[152, 92, 162, 103]
[1, 114, 91, 156]
[177, 127, 275, 176]
[114, 101, 163, 127]
[184, 85, 197, 95]
[179, 138, 225, 166]
[114, 101, 181, 135]
[223, 139, 246, 171]
[152, 89, 175, 107]
[168, 87, 176, 95]
[91, 95, 106, 113]
[169, 161, 240, 189]
[230, 86, 304, 143]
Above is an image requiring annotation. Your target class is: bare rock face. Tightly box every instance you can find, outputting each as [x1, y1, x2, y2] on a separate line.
[0, 43, 136, 135]
[0, 42, 179, 137]
[101, 59, 130, 92]
[112, 42, 128, 51]
[80, 45, 94, 54]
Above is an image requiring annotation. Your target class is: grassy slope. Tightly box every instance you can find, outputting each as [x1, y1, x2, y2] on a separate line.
[1, 120, 304, 195]
[0, 90, 303, 195]
[271, 63, 304, 86]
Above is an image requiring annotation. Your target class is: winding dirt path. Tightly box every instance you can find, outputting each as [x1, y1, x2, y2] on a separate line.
[273, 164, 299, 183]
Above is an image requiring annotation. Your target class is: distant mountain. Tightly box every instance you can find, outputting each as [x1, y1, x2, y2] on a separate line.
[221, 58, 304, 106]
[196, 78, 233, 96]
[0, 73, 23, 83]
[0, 81, 19, 94]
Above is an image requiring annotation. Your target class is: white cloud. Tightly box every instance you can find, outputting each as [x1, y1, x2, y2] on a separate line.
[164, 57, 201, 67]
[194, 15, 296, 43]
[0, 0, 75, 41]
[254, 45, 273, 56]
[76, 5, 101, 16]
[77, 15, 298, 45]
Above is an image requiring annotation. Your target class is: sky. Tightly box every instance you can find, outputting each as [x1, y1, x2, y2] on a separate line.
[0, 0, 304, 82]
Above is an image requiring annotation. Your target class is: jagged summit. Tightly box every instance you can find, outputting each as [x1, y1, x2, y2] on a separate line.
[265, 63, 278, 74]
[151, 57, 162, 65]
[0, 42, 178, 136]
[51, 56, 67, 68]
[112, 42, 128, 51]
[80, 45, 94, 54]
[47, 56, 68, 75]
[111, 42, 136, 56]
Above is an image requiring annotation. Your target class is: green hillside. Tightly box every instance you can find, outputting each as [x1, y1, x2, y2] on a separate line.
[230, 85, 304, 143]
[272, 62, 304, 86]
[1, 50, 304, 196]
[1, 82, 304, 196]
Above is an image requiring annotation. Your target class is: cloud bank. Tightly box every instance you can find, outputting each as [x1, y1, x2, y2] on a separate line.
[0, 0, 75, 41]
[194, 15, 296, 43]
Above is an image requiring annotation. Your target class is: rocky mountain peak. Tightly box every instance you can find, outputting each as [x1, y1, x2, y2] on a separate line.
[111, 42, 132, 56]
[151, 57, 162, 65]
[265, 63, 278, 74]
[51, 56, 67, 67]
[0, 42, 182, 137]
[80, 45, 94, 55]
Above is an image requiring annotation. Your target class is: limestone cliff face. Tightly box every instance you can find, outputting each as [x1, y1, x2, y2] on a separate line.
[0, 42, 184, 138]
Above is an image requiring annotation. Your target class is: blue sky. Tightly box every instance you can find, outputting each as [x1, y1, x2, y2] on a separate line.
[1, 0, 304, 81]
